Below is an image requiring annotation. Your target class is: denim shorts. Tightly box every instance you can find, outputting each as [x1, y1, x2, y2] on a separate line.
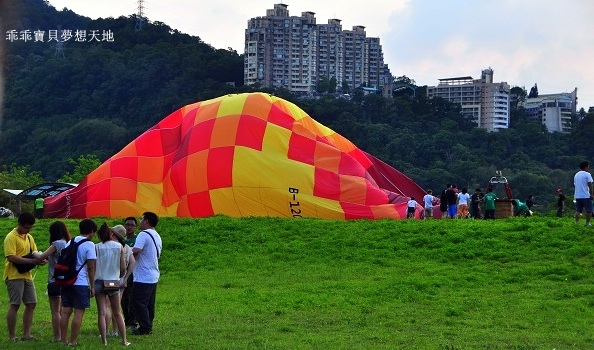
[47, 282, 61, 297]
[575, 198, 593, 213]
[60, 285, 91, 309]
[447, 204, 457, 218]
[94, 279, 120, 297]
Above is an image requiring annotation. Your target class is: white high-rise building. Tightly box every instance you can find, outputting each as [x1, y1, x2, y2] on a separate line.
[427, 68, 510, 132]
[244, 4, 393, 96]
[520, 88, 577, 133]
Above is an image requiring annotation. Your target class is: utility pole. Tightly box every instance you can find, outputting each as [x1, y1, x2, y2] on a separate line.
[135, 0, 145, 32]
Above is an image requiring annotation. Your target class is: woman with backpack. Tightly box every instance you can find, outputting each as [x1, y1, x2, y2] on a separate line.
[94, 223, 130, 346]
[37, 221, 71, 342]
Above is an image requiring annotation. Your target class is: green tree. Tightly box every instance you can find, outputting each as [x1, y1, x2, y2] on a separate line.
[0, 164, 44, 207]
[58, 154, 101, 183]
[316, 76, 330, 93]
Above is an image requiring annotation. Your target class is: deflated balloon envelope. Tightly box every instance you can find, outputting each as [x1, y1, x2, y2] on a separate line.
[45, 92, 426, 220]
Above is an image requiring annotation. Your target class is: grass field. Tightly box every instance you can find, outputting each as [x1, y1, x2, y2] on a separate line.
[1, 215, 593, 349]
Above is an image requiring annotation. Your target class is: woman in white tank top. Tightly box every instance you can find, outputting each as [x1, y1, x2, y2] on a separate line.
[94, 223, 130, 346]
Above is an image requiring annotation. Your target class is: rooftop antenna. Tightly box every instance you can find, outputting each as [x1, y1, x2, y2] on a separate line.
[135, 0, 145, 32]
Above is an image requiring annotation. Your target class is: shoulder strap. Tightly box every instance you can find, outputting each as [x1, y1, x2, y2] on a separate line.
[74, 238, 90, 273]
[26, 234, 33, 254]
[141, 230, 161, 259]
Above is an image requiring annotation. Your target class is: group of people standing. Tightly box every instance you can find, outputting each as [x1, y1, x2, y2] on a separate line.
[3, 211, 162, 346]
[416, 184, 497, 220]
[415, 161, 593, 222]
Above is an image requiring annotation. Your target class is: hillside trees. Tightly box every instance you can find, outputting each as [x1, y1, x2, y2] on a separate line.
[1, 0, 244, 179]
[0, 164, 43, 207]
[1, 0, 592, 212]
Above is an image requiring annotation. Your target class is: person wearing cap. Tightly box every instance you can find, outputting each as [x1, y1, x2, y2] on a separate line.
[573, 161, 593, 226]
[556, 188, 566, 217]
[111, 226, 135, 296]
[94, 223, 130, 346]
[103, 225, 136, 339]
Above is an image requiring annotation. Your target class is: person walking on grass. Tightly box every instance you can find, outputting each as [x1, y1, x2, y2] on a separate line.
[60, 219, 97, 347]
[36, 221, 71, 342]
[3, 212, 46, 342]
[574, 161, 593, 226]
[131, 212, 162, 336]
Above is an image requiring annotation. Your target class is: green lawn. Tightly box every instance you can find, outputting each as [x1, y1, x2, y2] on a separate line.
[1, 215, 593, 349]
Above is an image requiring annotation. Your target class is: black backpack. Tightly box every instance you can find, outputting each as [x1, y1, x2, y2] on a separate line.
[53, 238, 89, 287]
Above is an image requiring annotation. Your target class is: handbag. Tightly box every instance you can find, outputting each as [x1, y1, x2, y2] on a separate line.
[103, 280, 121, 291]
[96, 243, 123, 292]
[14, 252, 37, 273]
[13, 235, 37, 274]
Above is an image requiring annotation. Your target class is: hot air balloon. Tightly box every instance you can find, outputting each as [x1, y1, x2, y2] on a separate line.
[44, 93, 426, 220]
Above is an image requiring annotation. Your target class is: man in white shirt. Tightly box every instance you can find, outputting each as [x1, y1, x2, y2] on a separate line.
[574, 161, 593, 226]
[423, 190, 435, 219]
[131, 212, 162, 335]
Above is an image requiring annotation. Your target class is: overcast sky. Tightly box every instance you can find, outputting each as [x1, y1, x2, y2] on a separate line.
[46, 0, 594, 110]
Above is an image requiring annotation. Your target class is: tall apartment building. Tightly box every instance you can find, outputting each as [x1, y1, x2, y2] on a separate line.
[244, 4, 392, 97]
[519, 88, 577, 133]
[426, 68, 510, 132]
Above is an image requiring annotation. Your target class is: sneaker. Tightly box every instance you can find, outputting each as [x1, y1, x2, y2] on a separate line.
[586, 223, 592, 227]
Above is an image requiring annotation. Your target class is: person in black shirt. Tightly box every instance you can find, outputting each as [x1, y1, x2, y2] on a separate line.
[445, 184, 458, 219]
[439, 184, 450, 219]
[526, 195, 535, 211]
[470, 188, 482, 219]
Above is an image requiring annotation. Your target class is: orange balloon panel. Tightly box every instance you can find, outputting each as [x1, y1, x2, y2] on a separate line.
[44, 92, 426, 220]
